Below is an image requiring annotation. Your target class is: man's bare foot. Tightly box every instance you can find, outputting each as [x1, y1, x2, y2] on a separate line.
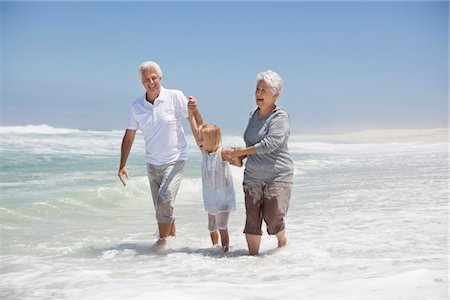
[222, 245, 229, 253]
[153, 238, 167, 249]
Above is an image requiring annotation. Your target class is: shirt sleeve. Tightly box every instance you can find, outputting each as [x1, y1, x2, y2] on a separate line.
[254, 111, 289, 154]
[180, 93, 189, 118]
[126, 104, 139, 130]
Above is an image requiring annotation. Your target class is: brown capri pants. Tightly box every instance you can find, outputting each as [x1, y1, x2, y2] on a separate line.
[243, 180, 292, 236]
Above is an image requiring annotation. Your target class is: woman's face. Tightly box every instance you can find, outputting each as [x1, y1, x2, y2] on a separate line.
[255, 80, 277, 110]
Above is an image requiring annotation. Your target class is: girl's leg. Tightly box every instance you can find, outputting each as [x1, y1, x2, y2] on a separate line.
[218, 212, 231, 252]
[208, 214, 219, 246]
[219, 229, 229, 252]
[210, 230, 219, 246]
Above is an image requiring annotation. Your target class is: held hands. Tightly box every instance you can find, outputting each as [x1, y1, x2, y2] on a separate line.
[187, 96, 198, 112]
[222, 148, 233, 162]
[118, 166, 129, 186]
[222, 147, 244, 167]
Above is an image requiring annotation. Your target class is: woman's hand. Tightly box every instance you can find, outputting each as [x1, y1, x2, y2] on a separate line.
[222, 147, 245, 167]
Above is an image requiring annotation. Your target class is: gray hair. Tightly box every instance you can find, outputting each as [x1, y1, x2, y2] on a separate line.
[256, 70, 284, 96]
[139, 61, 163, 78]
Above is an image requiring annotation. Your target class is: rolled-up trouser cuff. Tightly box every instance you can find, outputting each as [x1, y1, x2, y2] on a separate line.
[156, 215, 174, 223]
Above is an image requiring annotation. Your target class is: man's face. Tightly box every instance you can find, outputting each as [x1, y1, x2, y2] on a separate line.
[141, 68, 161, 94]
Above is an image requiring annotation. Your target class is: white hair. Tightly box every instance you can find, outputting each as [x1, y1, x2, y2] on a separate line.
[139, 61, 163, 78]
[256, 70, 284, 96]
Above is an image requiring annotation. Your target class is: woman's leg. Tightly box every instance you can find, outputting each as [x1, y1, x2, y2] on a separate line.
[262, 182, 292, 249]
[243, 181, 264, 256]
[245, 234, 261, 255]
[275, 228, 287, 248]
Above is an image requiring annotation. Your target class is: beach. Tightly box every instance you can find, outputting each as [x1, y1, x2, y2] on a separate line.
[291, 128, 448, 144]
[0, 125, 448, 299]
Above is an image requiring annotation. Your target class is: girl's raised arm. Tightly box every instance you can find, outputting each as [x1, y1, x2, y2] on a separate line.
[187, 96, 203, 149]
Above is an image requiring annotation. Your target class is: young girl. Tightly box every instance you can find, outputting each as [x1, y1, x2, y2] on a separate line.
[187, 98, 242, 253]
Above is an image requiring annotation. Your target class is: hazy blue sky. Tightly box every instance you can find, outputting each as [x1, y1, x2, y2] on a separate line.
[1, 0, 448, 133]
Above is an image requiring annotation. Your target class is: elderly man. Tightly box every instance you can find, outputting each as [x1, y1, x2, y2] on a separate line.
[118, 61, 201, 246]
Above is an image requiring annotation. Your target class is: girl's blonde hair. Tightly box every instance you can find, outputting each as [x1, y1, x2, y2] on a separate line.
[198, 124, 222, 152]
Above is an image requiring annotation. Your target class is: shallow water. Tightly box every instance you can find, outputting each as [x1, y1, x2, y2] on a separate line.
[0, 126, 448, 299]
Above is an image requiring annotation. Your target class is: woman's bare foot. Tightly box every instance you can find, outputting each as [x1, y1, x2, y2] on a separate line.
[277, 236, 287, 248]
[276, 229, 287, 248]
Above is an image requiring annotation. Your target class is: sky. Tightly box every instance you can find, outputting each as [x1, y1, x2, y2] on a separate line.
[1, 0, 448, 133]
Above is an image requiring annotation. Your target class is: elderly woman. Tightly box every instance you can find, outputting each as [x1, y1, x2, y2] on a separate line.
[228, 70, 294, 255]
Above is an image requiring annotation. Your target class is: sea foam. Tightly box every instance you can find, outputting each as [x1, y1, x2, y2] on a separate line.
[0, 125, 448, 299]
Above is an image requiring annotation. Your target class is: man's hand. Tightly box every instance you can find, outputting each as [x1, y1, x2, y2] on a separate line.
[118, 166, 129, 186]
[187, 96, 198, 111]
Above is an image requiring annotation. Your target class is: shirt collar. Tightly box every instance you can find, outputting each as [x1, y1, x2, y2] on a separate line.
[144, 86, 166, 106]
[154, 86, 166, 103]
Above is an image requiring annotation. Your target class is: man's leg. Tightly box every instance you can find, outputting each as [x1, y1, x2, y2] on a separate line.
[170, 220, 176, 237]
[154, 160, 185, 239]
[158, 222, 172, 239]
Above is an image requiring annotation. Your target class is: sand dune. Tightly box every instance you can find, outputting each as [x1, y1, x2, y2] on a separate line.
[291, 128, 449, 143]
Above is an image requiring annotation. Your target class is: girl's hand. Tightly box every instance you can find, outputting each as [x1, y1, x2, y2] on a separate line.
[222, 148, 233, 162]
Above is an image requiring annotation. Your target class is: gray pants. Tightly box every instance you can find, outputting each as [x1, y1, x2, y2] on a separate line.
[146, 160, 186, 223]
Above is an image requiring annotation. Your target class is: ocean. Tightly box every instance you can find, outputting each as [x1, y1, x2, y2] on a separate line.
[0, 125, 448, 299]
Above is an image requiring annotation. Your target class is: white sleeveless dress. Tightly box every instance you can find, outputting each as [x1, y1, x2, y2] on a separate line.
[201, 148, 236, 214]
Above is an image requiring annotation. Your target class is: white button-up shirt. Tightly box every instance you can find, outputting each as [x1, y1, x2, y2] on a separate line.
[127, 87, 189, 165]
